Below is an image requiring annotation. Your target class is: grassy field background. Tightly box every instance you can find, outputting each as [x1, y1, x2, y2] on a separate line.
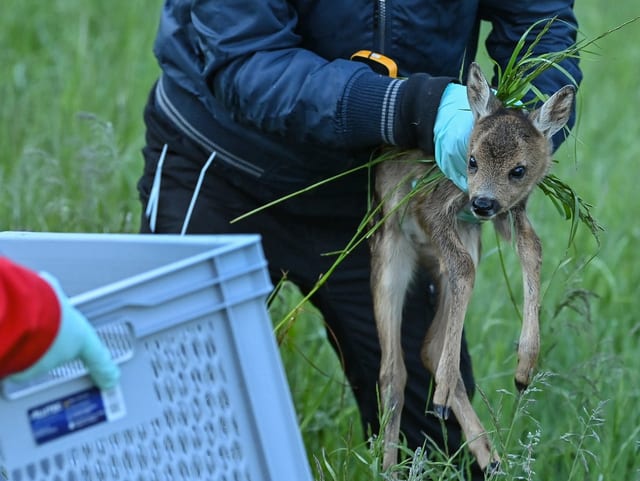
[2, 1, 639, 479]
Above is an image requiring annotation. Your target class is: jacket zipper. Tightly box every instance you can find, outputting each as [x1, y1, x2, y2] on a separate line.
[376, 0, 387, 54]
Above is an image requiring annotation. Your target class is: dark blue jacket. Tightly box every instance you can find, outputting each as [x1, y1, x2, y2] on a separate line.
[151, 0, 581, 199]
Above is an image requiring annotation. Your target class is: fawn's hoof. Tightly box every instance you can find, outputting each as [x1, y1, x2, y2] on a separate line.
[433, 403, 450, 420]
[514, 378, 528, 393]
[485, 460, 501, 476]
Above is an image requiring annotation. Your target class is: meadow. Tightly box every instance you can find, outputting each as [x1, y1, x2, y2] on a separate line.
[2, 1, 639, 479]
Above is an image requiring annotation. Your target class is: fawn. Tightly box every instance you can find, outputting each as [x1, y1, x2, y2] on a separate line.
[369, 62, 575, 472]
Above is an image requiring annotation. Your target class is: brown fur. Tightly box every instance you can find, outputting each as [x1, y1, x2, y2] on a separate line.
[370, 62, 575, 472]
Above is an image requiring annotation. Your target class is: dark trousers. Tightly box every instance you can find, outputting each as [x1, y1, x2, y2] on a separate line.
[137, 89, 480, 476]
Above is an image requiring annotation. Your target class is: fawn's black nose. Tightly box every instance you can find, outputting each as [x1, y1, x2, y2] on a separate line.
[471, 196, 500, 218]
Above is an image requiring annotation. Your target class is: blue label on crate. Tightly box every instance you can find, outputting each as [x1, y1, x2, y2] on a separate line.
[28, 385, 126, 445]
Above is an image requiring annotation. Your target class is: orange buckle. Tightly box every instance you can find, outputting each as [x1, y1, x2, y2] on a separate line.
[350, 50, 398, 78]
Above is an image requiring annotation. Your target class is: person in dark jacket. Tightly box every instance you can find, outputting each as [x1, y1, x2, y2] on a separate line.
[137, 1, 581, 476]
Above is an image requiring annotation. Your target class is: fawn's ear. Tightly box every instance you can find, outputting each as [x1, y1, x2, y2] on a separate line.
[466, 62, 502, 120]
[529, 85, 575, 139]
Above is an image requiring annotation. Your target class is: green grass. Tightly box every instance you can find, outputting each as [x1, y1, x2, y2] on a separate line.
[1, 0, 156, 231]
[2, 1, 640, 479]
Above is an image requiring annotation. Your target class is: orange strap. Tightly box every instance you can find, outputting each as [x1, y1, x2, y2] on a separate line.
[350, 50, 398, 78]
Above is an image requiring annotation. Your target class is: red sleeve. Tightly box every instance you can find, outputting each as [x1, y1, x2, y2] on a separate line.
[0, 257, 61, 378]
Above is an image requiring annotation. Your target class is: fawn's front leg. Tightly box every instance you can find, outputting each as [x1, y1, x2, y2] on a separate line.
[512, 207, 541, 390]
[422, 271, 499, 472]
[370, 224, 417, 470]
[428, 230, 477, 415]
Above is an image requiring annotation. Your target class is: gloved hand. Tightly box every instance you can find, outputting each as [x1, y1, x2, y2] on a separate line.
[433, 83, 473, 192]
[393, 76, 472, 192]
[8, 272, 120, 390]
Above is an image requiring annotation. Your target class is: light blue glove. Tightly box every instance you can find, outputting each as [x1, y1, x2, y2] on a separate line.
[433, 83, 474, 192]
[9, 272, 121, 390]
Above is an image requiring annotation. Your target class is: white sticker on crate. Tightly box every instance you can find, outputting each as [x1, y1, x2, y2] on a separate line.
[27, 385, 126, 445]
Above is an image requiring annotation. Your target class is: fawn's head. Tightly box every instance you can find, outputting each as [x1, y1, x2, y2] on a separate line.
[464, 62, 575, 220]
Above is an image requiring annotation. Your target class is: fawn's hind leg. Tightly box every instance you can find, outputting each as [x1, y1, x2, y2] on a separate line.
[370, 224, 417, 471]
[450, 375, 500, 471]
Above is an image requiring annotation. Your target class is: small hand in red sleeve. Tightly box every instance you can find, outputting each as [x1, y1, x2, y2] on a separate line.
[8, 273, 121, 390]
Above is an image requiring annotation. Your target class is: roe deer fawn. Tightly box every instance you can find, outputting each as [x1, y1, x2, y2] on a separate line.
[370, 62, 575, 472]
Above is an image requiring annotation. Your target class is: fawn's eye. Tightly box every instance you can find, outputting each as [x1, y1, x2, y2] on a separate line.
[509, 165, 526, 180]
[468, 156, 478, 173]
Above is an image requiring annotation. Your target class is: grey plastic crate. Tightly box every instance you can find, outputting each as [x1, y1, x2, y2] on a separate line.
[0, 232, 313, 481]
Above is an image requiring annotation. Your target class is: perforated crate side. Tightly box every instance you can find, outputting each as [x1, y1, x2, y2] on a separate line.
[0, 233, 313, 481]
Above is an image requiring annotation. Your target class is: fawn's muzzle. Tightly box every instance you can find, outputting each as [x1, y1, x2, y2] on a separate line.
[470, 196, 500, 219]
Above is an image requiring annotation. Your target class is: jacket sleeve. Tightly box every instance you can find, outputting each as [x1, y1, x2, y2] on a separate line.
[480, 0, 582, 149]
[0, 258, 61, 378]
[189, 0, 419, 150]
